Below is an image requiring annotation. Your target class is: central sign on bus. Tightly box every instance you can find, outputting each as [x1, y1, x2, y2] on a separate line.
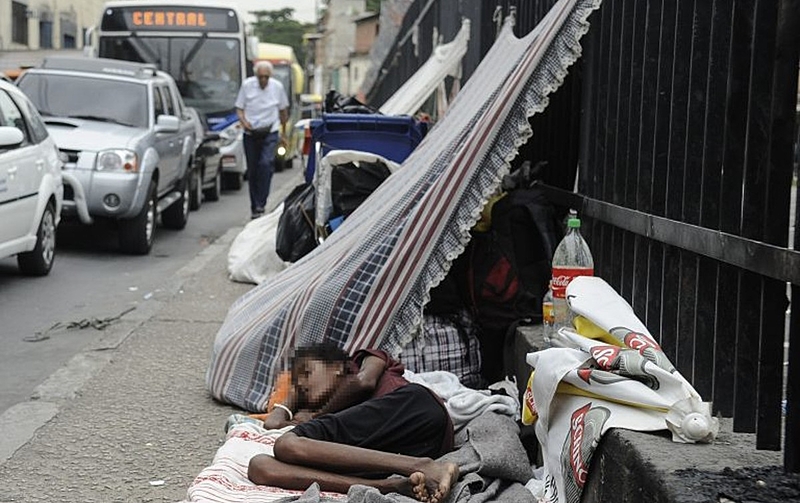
[100, 6, 239, 32]
[132, 10, 207, 27]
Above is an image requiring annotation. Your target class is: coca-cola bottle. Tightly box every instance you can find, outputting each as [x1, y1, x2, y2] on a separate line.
[551, 214, 594, 335]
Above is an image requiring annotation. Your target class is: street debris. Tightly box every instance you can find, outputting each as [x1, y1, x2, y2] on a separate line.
[23, 306, 137, 342]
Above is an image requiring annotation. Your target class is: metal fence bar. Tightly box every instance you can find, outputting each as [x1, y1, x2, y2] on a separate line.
[776, 0, 800, 472]
[703, 0, 734, 414]
[789, 282, 800, 471]
[537, 185, 800, 285]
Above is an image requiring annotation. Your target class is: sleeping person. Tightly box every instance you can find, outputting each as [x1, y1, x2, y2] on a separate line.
[247, 343, 459, 503]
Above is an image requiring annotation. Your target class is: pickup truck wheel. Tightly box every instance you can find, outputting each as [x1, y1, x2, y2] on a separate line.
[222, 172, 243, 191]
[18, 202, 56, 276]
[162, 172, 190, 230]
[189, 167, 203, 211]
[120, 180, 157, 255]
[204, 169, 221, 201]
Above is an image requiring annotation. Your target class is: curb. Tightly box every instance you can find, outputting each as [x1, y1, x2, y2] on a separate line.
[0, 226, 241, 465]
[0, 169, 303, 465]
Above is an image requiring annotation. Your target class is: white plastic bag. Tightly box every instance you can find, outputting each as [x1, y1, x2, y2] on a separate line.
[227, 204, 288, 285]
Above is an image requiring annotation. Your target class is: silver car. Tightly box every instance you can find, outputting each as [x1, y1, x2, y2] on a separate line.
[17, 57, 198, 255]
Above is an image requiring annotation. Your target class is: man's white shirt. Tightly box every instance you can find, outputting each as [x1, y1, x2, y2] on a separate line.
[235, 77, 289, 132]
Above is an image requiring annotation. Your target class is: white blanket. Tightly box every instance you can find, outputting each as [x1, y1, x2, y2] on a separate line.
[181, 422, 346, 502]
[404, 370, 519, 430]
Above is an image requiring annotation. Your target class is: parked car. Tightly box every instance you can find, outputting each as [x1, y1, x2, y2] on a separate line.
[185, 107, 223, 210]
[17, 57, 198, 255]
[0, 79, 63, 275]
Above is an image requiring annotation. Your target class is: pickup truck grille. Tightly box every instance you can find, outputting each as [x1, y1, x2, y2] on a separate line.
[60, 149, 80, 164]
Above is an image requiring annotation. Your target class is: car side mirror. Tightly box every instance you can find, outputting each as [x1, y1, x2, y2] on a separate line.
[0, 126, 24, 149]
[155, 114, 180, 134]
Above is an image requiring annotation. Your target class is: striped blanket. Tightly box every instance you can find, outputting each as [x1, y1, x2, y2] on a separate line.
[207, 0, 603, 412]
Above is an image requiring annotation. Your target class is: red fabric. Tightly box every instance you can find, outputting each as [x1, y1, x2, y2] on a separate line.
[351, 349, 408, 399]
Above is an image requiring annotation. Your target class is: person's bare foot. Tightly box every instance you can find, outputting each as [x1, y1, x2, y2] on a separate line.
[416, 461, 459, 503]
[410, 471, 430, 502]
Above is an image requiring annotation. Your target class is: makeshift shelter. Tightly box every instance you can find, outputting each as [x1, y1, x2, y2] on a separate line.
[378, 18, 471, 117]
[207, 0, 602, 413]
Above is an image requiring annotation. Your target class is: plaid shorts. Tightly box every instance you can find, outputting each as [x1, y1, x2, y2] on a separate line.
[398, 309, 482, 388]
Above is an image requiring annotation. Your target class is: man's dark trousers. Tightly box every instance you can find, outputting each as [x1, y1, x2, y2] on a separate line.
[244, 131, 279, 213]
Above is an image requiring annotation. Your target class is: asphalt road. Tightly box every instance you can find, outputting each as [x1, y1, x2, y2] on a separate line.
[0, 164, 302, 418]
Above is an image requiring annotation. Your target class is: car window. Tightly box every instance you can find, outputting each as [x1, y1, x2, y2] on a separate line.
[18, 74, 148, 128]
[160, 86, 175, 116]
[153, 86, 166, 118]
[23, 99, 49, 143]
[0, 89, 30, 146]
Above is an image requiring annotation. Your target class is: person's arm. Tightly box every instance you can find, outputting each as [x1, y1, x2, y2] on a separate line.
[260, 383, 301, 429]
[314, 354, 385, 416]
[236, 107, 252, 131]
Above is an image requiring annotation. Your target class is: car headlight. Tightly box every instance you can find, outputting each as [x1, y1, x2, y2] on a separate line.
[97, 149, 139, 172]
[219, 123, 241, 147]
[277, 145, 286, 156]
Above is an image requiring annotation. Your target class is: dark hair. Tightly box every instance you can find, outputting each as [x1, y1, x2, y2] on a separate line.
[290, 342, 349, 368]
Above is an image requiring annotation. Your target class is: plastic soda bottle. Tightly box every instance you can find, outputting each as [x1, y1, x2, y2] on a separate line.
[542, 282, 555, 346]
[551, 214, 594, 334]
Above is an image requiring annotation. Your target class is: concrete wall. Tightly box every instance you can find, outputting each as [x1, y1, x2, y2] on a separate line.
[0, 0, 103, 51]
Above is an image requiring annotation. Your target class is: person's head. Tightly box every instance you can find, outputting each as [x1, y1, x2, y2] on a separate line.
[253, 60, 273, 88]
[290, 343, 349, 408]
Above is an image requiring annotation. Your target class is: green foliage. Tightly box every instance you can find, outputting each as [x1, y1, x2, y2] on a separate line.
[250, 8, 315, 67]
[366, 0, 381, 14]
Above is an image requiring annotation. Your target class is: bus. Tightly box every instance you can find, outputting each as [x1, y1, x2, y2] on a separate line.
[88, 1, 259, 190]
[255, 42, 304, 171]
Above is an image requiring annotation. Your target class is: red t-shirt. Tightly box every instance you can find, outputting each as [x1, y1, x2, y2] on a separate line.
[351, 349, 408, 398]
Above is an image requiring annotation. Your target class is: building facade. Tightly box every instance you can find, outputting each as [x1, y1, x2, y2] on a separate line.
[0, 0, 103, 51]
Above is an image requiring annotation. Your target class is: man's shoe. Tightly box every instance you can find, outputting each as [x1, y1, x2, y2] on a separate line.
[251, 208, 265, 219]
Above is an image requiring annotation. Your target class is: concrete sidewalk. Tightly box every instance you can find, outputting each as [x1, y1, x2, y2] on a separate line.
[0, 221, 260, 502]
[0, 185, 792, 501]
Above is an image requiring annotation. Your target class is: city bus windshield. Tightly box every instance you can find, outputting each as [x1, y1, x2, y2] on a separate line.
[270, 65, 291, 102]
[99, 36, 242, 117]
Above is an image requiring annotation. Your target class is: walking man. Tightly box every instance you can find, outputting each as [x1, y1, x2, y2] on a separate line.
[235, 61, 289, 219]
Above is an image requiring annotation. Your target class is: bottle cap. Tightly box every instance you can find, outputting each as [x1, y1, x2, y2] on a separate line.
[567, 217, 581, 228]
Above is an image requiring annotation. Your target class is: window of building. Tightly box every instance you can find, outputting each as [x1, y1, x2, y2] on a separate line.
[40, 21, 53, 48]
[11, 2, 29, 45]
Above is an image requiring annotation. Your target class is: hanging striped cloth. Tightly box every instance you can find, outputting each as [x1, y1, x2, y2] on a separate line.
[207, 0, 603, 412]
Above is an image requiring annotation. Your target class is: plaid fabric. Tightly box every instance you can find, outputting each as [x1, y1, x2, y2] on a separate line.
[207, 0, 603, 412]
[398, 310, 483, 388]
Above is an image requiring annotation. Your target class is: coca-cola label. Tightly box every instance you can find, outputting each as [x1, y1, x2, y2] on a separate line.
[551, 267, 594, 299]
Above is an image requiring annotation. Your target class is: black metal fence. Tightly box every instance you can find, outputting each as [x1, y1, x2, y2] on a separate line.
[363, 0, 800, 471]
[576, 0, 799, 470]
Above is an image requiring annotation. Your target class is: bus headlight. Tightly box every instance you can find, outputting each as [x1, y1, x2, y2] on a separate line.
[96, 149, 139, 172]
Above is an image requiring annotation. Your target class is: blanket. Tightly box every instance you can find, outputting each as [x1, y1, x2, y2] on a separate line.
[206, 0, 603, 412]
[181, 423, 346, 503]
[403, 370, 519, 430]
[182, 412, 535, 503]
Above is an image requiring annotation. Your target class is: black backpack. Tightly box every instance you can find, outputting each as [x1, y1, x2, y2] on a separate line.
[465, 183, 562, 336]
[275, 183, 318, 263]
